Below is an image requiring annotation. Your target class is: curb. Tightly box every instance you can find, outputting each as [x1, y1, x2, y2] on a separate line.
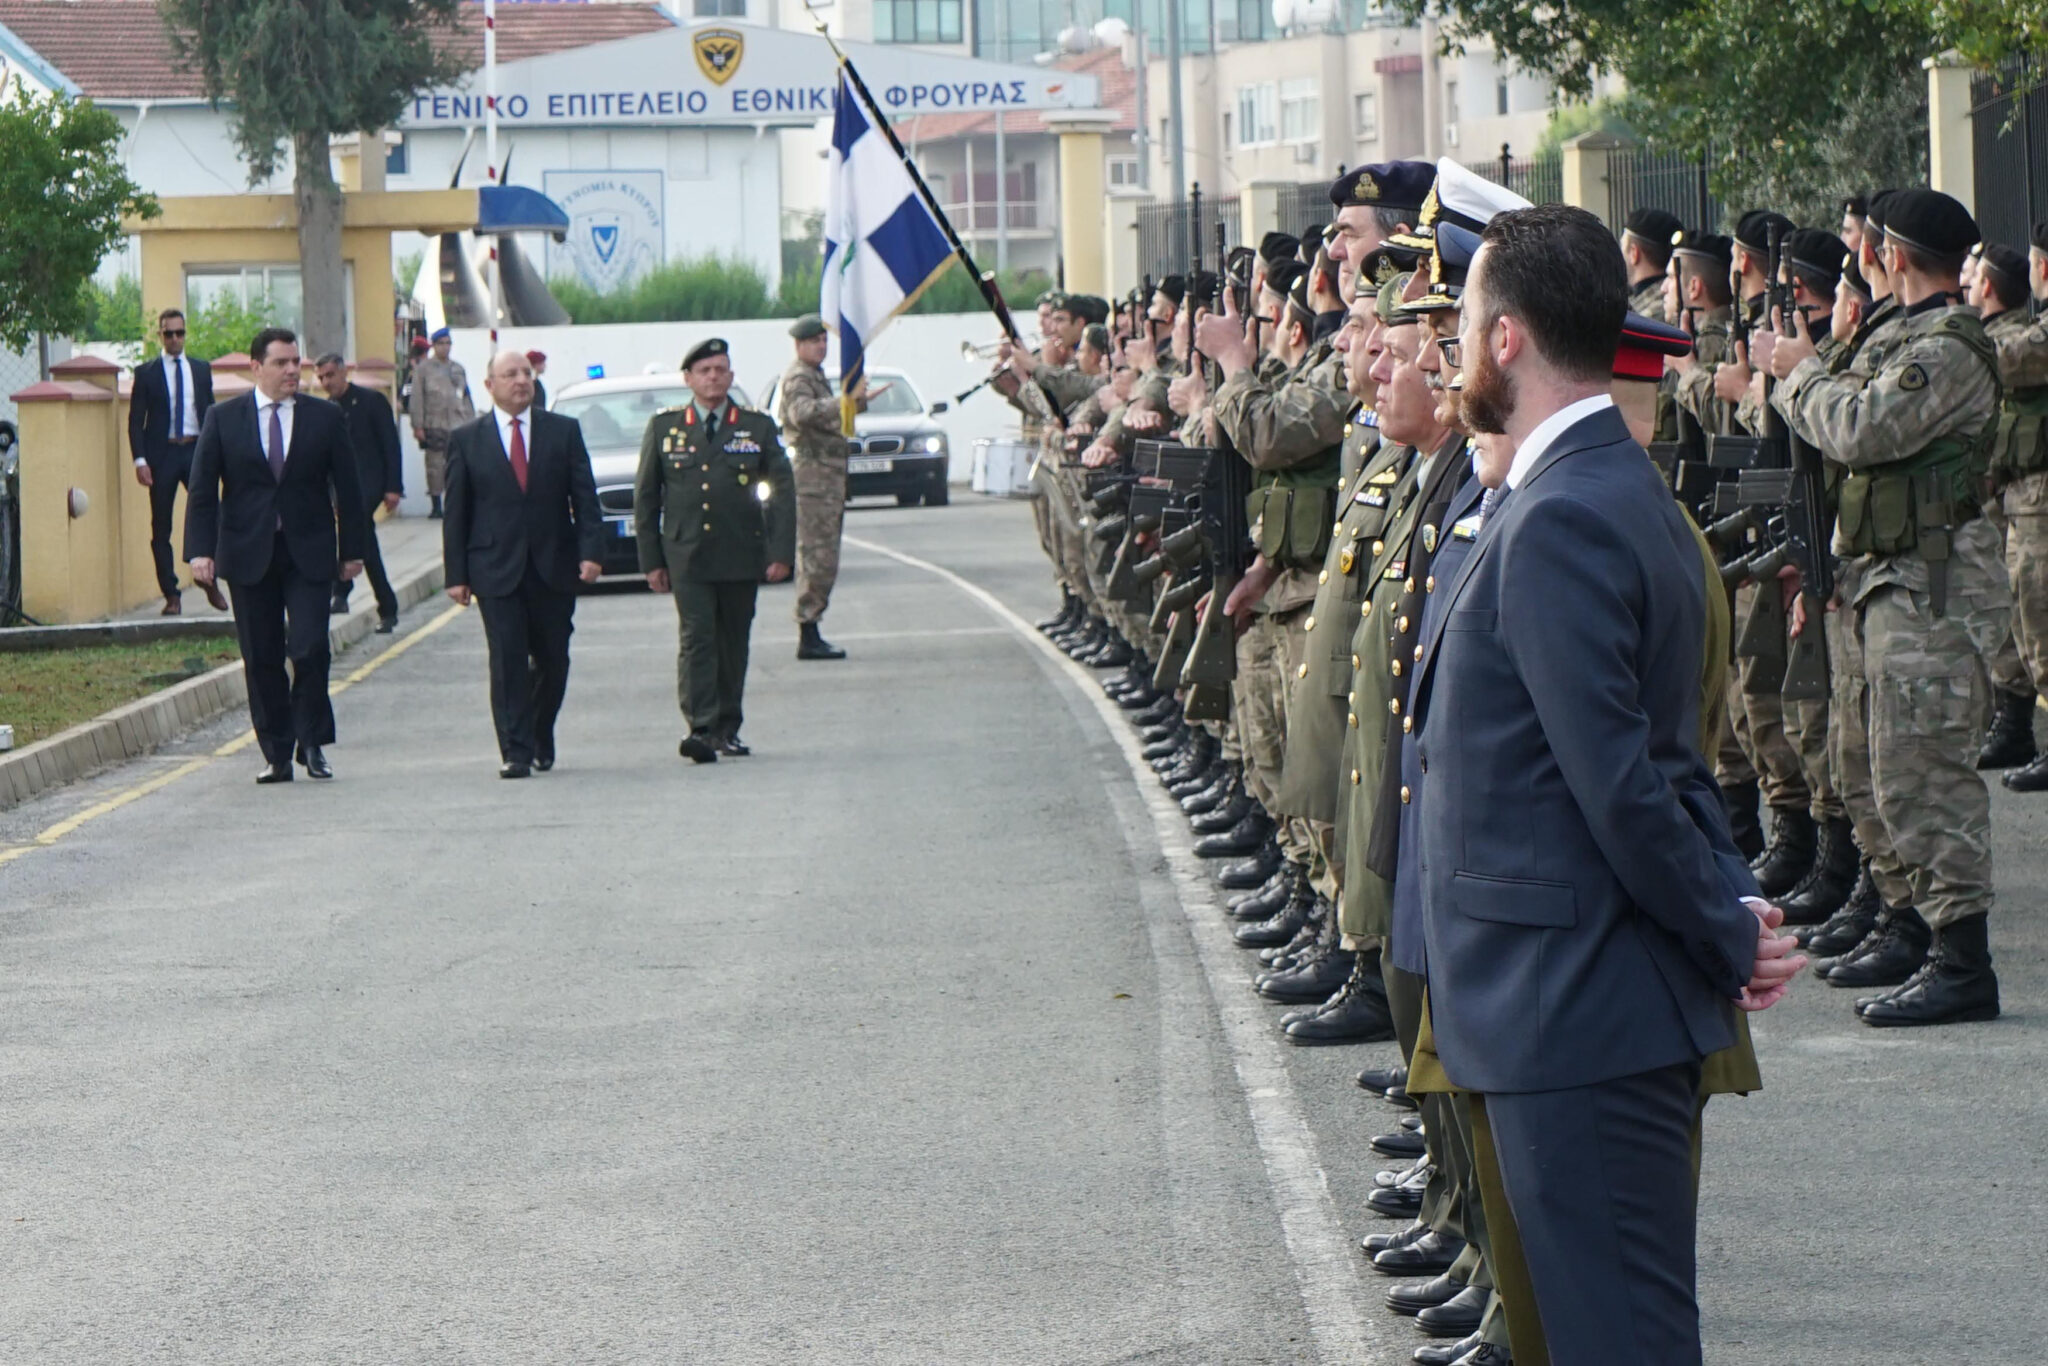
[0, 558, 446, 813]
[0, 619, 242, 653]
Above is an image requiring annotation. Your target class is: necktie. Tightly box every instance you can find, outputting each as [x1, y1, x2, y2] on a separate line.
[1479, 485, 1510, 523]
[266, 402, 285, 481]
[703, 408, 718, 442]
[508, 415, 528, 492]
[171, 357, 184, 438]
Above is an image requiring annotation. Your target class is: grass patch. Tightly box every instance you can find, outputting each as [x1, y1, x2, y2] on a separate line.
[0, 640, 240, 747]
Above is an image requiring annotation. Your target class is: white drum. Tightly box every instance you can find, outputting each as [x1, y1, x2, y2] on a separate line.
[972, 438, 1036, 498]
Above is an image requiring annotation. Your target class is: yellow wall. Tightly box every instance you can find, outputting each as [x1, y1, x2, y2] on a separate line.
[17, 385, 119, 624]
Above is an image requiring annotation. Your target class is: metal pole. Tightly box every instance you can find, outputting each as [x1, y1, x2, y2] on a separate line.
[1133, 0, 1149, 191]
[995, 111, 1009, 274]
[1166, 0, 1186, 204]
[485, 0, 502, 342]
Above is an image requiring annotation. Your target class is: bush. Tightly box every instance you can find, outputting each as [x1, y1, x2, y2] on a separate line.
[78, 273, 142, 343]
[558, 249, 1048, 325]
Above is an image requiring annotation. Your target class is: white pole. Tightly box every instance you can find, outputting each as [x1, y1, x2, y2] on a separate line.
[995, 110, 1009, 275]
[485, 0, 502, 342]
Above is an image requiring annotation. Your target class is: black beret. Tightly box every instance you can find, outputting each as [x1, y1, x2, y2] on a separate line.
[1189, 270, 1220, 304]
[1864, 189, 1899, 234]
[1263, 258, 1306, 298]
[1082, 323, 1111, 354]
[1328, 161, 1435, 214]
[1296, 223, 1326, 257]
[1843, 194, 1869, 219]
[1064, 293, 1110, 325]
[1287, 270, 1314, 321]
[681, 337, 728, 369]
[1883, 189, 1979, 258]
[1224, 245, 1257, 289]
[1156, 273, 1187, 305]
[1671, 231, 1733, 273]
[2032, 221, 2048, 255]
[1980, 244, 2029, 301]
[1733, 210, 1796, 255]
[1259, 231, 1300, 265]
[1841, 250, 1870, 297]
[1624, 207, 1683, 253]
[1786, 228, 1848, 288]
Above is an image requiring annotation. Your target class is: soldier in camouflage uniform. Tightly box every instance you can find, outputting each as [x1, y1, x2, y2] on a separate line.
[406, 327, 475, 517]
[1622, 206, 1682, 323]
[777, 314, 862, 661]
[1768, 189, 2007, 1028]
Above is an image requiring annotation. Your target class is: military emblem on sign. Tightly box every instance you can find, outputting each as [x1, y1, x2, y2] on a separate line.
[694, 28, 745, 84]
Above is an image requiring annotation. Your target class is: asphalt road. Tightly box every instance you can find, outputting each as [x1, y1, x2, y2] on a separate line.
[2, 496, 2042, 1364]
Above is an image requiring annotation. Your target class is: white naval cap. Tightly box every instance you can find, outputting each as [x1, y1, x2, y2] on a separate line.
[1418, 158, 1534, 234]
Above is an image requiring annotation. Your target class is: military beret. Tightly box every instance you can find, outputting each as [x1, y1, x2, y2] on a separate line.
[525, 349, 547, 364]
[1157, 273, 1188, 305]
[1259, 231, 1301, 266]
[1330, 160, 1435, 215]
[1671, 231, 1734, 273]
[409, 337, 430, 356]
[1614, 311, 1691, 381]
[1624, 208, 1684, 256]
[1402, 221, 1481, 314]
[1843, 194, 1869, 219]
[1264, 258, 1307, 299]
[430, 326, 452, 342]
[1421, 158, 1531, 235]
[1980, 244, 2029, 302]
[681, 337, 729, 369]
[1786, 228, 1848, 289]
[788, 313, 828, 341]
[1883, 189, 1979, 258]
[1297, 223, 1326, 257]
[1732, 210, 1797, 256]
[2033, 221, 2048, 254]
[1225, 246, 1258, 288]
[1064, 293, 1111, 325]
[1376, 272, 1417, 326]
[1864, 189, 1899, 234]
[1287, 271, 1315, 322]
[1189, 270, 1220, 305]
[1840, 250, 1870, 297]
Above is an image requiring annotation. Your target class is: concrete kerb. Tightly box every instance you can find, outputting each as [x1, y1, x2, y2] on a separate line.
[0, 557, 447, 813]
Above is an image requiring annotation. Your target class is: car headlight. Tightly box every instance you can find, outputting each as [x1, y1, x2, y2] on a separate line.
[922, 434, 946, 454]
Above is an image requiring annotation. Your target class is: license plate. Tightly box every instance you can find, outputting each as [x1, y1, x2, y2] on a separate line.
[614, 518, 634, 538]
[849, 457, 892, 474]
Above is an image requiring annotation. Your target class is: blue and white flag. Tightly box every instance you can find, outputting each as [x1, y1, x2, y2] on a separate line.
[822, 64, 956, 433]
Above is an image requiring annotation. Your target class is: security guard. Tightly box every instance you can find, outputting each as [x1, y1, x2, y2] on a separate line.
[635, 337, 796, 764]
[777, 313, 861, 661]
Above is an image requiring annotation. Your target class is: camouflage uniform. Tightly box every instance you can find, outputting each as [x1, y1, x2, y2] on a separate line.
[1987, 306, 2048, 697]
[1018, 362, 1109, 614]
[1776, 298, 2007, 929]
[777, 358, 850, 626]
[405, 355, 475, 497]
[1629, 276, 1668, 324]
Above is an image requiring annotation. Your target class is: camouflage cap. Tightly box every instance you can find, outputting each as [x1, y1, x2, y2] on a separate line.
[788, 313, 828, 340]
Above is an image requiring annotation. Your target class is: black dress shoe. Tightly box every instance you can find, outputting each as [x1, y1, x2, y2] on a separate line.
[532, 756, 555, 772]
[2002, 751, 2048, 791]
[1450, 1344, 1511, 1365]
[1370, 1127, 1426, 1160]
[1383, 1083, 1419, 1110]
[1416, 1284, 1488, 1338]
[500, 761, 531, 779]
[1362, 1220, 1428, 1255]
[374, 615, 397, 634]
[1287, 954, 1396, 1045]
[329, 593, 350, 616]
[295, 745, 333, 780]
[1357, 1063, 1407, 1095]
[1859, 916, 2000, 1027]
[1259, 946, 1354, 1002]
[1194, 811, 1274, 859]
[1412, 1332, 1484, 1366]
[1386, 1272, 1463, 1315]
[1374, 1229, 1463, 1276]
[255, 761, 293, 784]
[678, 733, 720, 764]
[1365, 1181, 1424, 1219]
[716, 734, 751, 757]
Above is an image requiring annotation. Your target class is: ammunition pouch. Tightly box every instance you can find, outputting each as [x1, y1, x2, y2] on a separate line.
[1245, 448, 1342, 571]
[1836, 438, 1980, 560]
[1990, 385, 2048, 482]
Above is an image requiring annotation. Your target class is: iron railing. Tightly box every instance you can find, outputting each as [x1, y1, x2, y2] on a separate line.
[1605, 143, 1722, 236]
[1135, 187, 1242, 280]
[1973, 58, 2048, 252]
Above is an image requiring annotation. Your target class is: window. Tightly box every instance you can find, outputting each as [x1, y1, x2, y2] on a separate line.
[385, 134, 408, 177]
[694, 0, 745, 15]
[1354, 92, 1378, 139]
[1235, 82, 1277, 146]
[1496, 78, 1510, 116]
[1445, 81, 1459, 127]
[875, 0, 961, 42]
[1108, 157, 1142, 187]
[1279, 78, 1318, 144]
[184, 264, 354, 350]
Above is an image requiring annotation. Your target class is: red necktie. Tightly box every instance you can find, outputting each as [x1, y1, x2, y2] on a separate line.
[508, 415, 528, 492]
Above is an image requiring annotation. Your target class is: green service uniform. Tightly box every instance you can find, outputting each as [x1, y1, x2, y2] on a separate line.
[634, 399, 796, 740]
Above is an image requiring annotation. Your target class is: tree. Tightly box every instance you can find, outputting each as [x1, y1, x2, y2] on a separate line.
[157, 0, 468, 357]
[0, 88, 156, 353]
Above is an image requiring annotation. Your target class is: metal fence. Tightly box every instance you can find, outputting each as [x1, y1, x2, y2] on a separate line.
[1606, 144, 1722, 236]
[1277, 179, 1337, 239]
[1974, 58, 2048, 252]
[1492, 145, 1562, 208]
[1135, 190, 1243, 280]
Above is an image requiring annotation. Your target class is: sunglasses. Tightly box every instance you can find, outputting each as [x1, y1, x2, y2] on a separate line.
[161, 329, 186, 338]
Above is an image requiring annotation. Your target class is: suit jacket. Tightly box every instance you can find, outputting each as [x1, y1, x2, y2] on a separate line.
[128, 353, 215, 467]
[633, 402, 796, 582]
[443, 408, 605, 597]
[333, 383, 405, 507]
[1410, 405, 1760, 1095]
[183, 392, 368, 586]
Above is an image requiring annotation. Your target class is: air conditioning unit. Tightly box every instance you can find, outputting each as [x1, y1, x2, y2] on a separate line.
[1291, 142, 1318, 164]
[1445, 123, 1460, 148]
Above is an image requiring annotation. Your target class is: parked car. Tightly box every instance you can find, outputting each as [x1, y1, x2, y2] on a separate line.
[758, 366, 952, 508]
[549, 374, 753, 577]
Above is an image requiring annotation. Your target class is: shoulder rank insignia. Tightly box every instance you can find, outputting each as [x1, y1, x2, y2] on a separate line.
[1367, 469, 1400, 485]
[1451, 513, 1483, 541]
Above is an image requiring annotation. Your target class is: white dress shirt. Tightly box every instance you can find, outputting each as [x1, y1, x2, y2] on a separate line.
[494, 404, 533, 467]
[1503, 393, 1616, 489]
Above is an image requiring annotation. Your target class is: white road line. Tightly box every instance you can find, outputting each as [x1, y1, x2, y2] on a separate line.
[846, 534, 1387, 1366]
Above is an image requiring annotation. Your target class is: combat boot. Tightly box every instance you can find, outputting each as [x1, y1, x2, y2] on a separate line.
[1259, 941, 1354, 1003]
[796, 621, 847, 660]
[1194, 809, 1274, 859]
[1136, 695, 1181, 729]
[2001, 750, 2048, 792]
[1800, 857, 1879, 953]
[1059, 617, 1108, 659]
[1749, 807, 1816, 898]
[1181, 761, 1240, 817]
[1190, 787, 1254, 831]
[1285, 950, 1395, 1045]
[1036, 592, 1080, 633]
[1858, 914, 2000, 1027]
[1217, 840, 1282, 889]
[1234, 870, 1315, 948]
[1976, 687, 2038, 770]
[1082, 631, 1134, 668]
[1259, 884, 1334, 968]
[1227, 864, 1293, 919]
[1822, 902, 1931, 988]
[1048, 610, 1092, 649]
[1158, 732, 1216, 783]
[1723, 778, 1765, 862]
[1167, 754, 1224, 799]
[1779, 817, 1857, 926]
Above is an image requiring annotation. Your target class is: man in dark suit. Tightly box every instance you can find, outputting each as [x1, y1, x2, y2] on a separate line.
[442, 350, 604, 779]
[185, 327, 367, 783]
[129, 306, 227, 615]
[313, 354, 405, 632]
[1409, 205, 1803, 1365]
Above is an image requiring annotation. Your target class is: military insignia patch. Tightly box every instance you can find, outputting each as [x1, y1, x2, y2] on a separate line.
[694, 28, 745, 84]
[1355, 171, 1381, 202]
[1898, 363, 1929, 392]
[1422, 524, 1438, 553]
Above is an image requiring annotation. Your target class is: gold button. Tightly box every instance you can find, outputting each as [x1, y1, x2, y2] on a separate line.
[1397, 615, 1410, 633]
[1351, 656, 1360, 670]
[1390, 698, 1401, 715]
[1372, 539, 1385, 555]
[1361, 601, 1373, 617]
[1405, 577, 1416, 593]
[1414, 645, 1424, 662]
[1351, 769, 1361, 785]
[703, 501, 711, 509]
[702, 522, 712, 530]
[1344, 424, 1354, 435]
[1348, 712, 1357, 728]
[1333, 519, 1344, 535]
[1426, 575, 1436, 592]
[1402, 716, 1413, 733]
[1297, 663, 1308, 679]
[1400, 785, 1411, 804]
[1319, 569, 1329, 584]
[1348, 689, 1357, 703]
[1305, 616, 1316, 631]
[1391, 659, 1402, 676]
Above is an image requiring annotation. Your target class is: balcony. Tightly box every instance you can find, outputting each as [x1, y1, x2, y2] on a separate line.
[940, 200, 1046, 232]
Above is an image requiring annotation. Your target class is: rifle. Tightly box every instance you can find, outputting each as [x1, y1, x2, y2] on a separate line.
[1647, 303, 1716, 522]
[1129, 438, 1255, 716]
[1183, 185, 1206, 380]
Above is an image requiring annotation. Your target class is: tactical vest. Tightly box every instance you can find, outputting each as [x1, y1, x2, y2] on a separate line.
[1835, 308, 2001, 559]
[1248, 446, 1344, 570]
[1991, 383, 2048, 481]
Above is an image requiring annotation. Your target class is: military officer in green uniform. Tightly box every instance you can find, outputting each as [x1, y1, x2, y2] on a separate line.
[635, 338, 796, 764]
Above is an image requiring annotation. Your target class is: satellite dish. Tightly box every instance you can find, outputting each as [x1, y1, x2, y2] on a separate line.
[1092, 16, 1129, 46]
[1057, 23, 1090, 52]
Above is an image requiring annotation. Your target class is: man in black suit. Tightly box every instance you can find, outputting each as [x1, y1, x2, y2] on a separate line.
[442, 350, 604, 779]
[185, 327, 368, 784]
[129, 307, 227, 615]
[1410, 207, 1804, 1364]
[313, 354, 405, 632]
